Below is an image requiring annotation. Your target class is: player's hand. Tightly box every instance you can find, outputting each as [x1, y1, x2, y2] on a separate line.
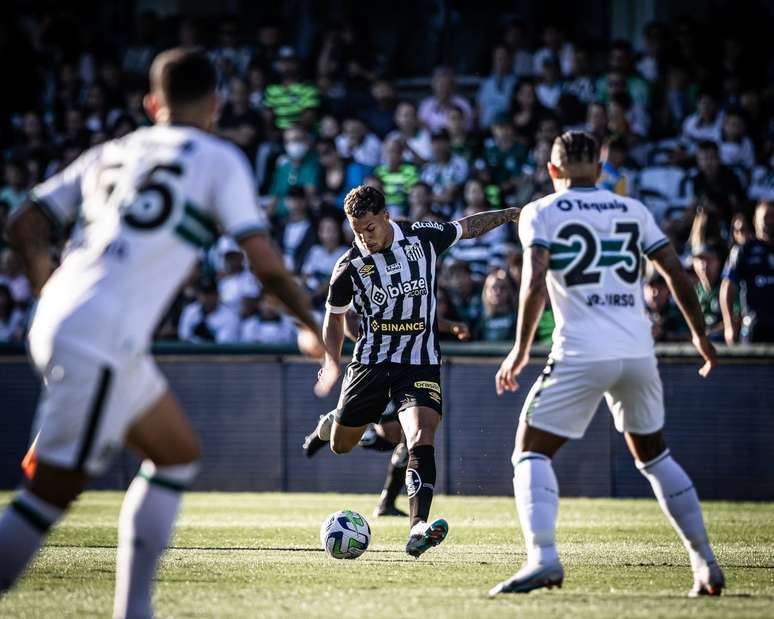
[297, 326, 326, 359]
[692, 333, 716, 378]
[314, 356, 340, 398]
[495, 348, 528, 396]
[449, 321, 471, 342]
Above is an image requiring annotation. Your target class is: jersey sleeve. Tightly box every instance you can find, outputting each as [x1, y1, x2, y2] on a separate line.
[517, 202, 549, 250]
[325, 252, 354, 314]
[722, 244, 745, 283]
[640, 208, 669, 257]
[410, 220, 462, 254]
[29, 148, 99, 228]
[211, 145, 268, 241]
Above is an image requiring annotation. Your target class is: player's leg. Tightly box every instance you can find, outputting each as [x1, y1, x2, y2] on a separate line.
[490, 358, 615, 596]
[610, 358, 723, 596]
[111, 356, 201, 619]
[370, 414, 408, 517]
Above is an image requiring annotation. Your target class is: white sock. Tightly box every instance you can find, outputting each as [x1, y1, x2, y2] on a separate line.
[637, 450, 716, 573]
[512, 451, 559, 566]
[113, 461, 197, 619]
[0, 489, 63, 590]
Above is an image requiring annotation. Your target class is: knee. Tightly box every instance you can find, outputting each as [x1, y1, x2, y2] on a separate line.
[404, 428, 435, 450]
[330, 440, 353, 455]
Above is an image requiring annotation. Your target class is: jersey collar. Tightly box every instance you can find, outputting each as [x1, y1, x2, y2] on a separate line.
[354, 220, 404, 256]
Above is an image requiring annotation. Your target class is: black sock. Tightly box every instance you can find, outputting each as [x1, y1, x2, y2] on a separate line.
[406, 445, 436, 528]
[381, 444, 408, 507]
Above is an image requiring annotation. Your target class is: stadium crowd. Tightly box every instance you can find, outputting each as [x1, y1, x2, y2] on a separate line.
[1, 10, 773, 346]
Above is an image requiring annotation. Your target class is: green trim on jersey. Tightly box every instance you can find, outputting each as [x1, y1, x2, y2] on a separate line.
[174, 201, 218, 249]
[549, 238, 635, 271]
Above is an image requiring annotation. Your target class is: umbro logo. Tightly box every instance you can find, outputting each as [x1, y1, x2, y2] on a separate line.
[405, 243, 424, 262]
[359, 264, 376, 276]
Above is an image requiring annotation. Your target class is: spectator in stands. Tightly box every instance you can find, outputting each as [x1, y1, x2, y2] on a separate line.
[749, 155, 774, 202]
[335, 117, 381, 167]
[606, 80, 649, 139]
[693, 140, 746, 225]
[650, 62, 697, 139]
[563, 47, 595, 105]
[445, 260, 483, 326]
[407, 181, 434, 221]
[317, 138, 347, 209]
[218, 77, 262, 161]
[264, 46, 320, 130]
[374, 137, 420, 217]
[501, 17, 533, 78]
[692, 244, 728, 341]
[584, 101, 609, 146]
[0, 249, 31, 307]
[419, 66, 473, 132]
[246, 63, 266, 110]
[302, 216, 348, 307]
[0, 284, 25, 343]
[636, 21, 667, 83]
[597, 39, 650, 108]
[0, 201, 9, 252]
[178, 278, 240, 343]
[277, 186, 317, 273]
[513, 138, 553, 205]
[721, 201, 774, 344]
[359, 79, 397, 139]
[447, 179, 509, 279]
[446, 104, 479, 165]
[216, 237, 260, 316]
[731, 212, 753, 247]
[483, 114, 528, 196]
[535, 57, 564, 111]
[598, 136, 632, 195]
[269, 127, 320, 216]
[510, 78, 546, 145]
[477, 44, 517, 129]
[121, 10, 159, 77]
[421, 130, 469, 218]
[240, 291, 298, 344]
[719, 108, 756, 172]
[475, 269, 517, 341]
[386, 101, 433, 165]
[644, 273, 689, 342]
[682, 90, 722, 149]
[0, 160, 28, 213]
[533, 22, 574, 77]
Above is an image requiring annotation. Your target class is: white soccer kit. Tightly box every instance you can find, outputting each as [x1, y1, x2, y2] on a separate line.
[517, 186, 670, 438]
[27, 124, 267, 475]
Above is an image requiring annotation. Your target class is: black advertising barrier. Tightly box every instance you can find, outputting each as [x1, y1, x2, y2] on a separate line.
[1, 343, 772, 499]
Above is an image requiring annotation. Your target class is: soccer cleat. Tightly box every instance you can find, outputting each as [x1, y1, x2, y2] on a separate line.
[315, 411, 335, 442]
[373, 503, 408, 518]
[358, 424, 378, 448]
[302, 431, 328, 458]
[488, 561, 564, 596]
[405, 518, 448, 558]
[688, 561, 725, 598]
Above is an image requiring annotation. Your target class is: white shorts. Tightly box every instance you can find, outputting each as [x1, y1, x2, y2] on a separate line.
[29, 343, 167, 476]
[519, 356, 665, 439]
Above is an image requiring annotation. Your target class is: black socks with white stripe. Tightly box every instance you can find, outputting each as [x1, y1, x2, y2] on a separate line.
[0, 489, 63, 591]
[406, 445, 436, 527]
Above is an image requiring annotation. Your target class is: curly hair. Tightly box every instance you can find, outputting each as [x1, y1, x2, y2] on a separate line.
[343, 185, 386, 219]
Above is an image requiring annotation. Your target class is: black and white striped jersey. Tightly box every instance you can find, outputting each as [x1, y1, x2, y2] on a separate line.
[326, 220, 462, 365]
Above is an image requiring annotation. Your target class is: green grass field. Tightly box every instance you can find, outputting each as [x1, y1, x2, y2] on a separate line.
[0, 492, 772, 618]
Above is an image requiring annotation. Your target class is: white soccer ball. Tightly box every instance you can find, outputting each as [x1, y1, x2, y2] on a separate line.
[320, 510, 371, 559]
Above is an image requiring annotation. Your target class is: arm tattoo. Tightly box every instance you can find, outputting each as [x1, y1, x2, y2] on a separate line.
[457, 207, 520, 240]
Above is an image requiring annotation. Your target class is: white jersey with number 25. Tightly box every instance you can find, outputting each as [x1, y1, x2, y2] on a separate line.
[28, 125, 267, 365]
[518, 186, 669, 362]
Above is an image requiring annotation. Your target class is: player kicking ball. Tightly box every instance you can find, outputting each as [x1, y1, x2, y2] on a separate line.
[489, 131, 724, 598]
[0, 49, 325, 618]
[312, 185, 518, 557]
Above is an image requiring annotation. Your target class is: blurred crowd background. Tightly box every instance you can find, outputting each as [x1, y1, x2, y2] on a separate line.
[1, 0, 773, 346]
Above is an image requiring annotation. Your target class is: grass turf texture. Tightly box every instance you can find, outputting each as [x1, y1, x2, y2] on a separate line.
[0, 492, 772, 618]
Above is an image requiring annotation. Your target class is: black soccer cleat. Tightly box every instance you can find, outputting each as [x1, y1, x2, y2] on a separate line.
[302, 432, 328, 458]
[373, 503, 408, 518]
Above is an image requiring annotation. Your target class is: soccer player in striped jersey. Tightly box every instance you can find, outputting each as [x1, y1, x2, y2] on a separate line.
[312, 185, 519, 557]
[0, 49, 324, 617]
[489, 131, 724, 597]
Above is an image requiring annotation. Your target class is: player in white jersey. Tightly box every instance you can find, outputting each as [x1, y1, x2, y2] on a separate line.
[0, 49, 325, 618]
[489, 132, 725, 598]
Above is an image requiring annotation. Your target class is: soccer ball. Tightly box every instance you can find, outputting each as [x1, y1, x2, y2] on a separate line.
[320, 510, 371, 559]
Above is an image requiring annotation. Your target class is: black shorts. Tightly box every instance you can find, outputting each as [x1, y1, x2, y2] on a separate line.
[335, 362, 443, 428]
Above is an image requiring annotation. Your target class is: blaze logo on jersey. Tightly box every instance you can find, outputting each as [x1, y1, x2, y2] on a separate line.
[387, 277, 427, 298]
[405, 243, 424, 262]
[359, 264, 376, 277]
[370, 284, 388, 305]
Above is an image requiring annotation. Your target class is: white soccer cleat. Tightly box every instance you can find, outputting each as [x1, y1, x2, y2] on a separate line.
[688, 561, 725, 597]
[405, 518, 449, 558]
[488, 561, 564, 596]
[315, 411, 335, 442]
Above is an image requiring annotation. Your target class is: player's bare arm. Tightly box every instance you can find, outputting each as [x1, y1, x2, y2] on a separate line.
[5, 203, 56, 295]
[719, 278, 739, 345]
[240, 233, 324, 352]
[650, 244, 716, 377]
[457, 207, 520, 240]
[495, 246, 549, 395]
[314, 309, 345, 397]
